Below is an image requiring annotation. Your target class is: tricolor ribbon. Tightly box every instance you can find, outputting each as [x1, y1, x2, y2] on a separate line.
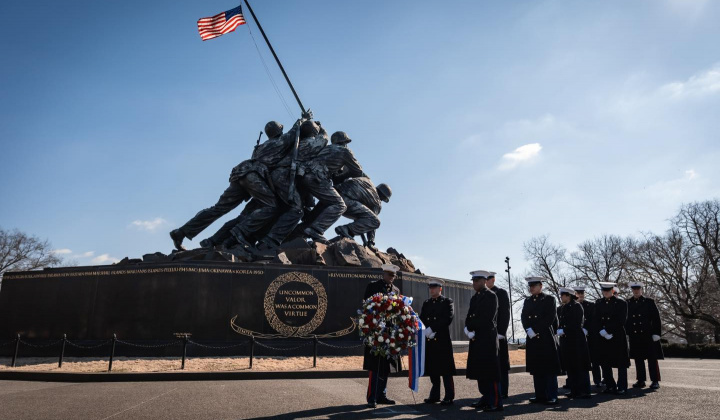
[408, 319, 426, 392]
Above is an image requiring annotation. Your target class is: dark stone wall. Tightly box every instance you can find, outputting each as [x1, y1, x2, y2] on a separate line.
[0, 263, 472, 342]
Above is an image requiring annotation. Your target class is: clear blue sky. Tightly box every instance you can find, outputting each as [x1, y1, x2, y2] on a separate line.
[1, 0, 719, 282]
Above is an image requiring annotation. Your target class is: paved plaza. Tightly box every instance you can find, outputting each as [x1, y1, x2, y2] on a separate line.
[0, 358, 718, 419]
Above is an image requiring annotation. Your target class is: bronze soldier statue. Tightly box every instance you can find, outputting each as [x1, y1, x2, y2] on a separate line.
[363, 264, 401, 408]
[521, 276, 562, 405]
[594, 281, 630, 395]
[169, 120, 300, 251]
[557, 287, 592, 399]
[420, 279, 456, 405]
[627, 281, 663, 390]
[297, 129, 369, 243]
[465, 270, 503, 412]
[486, 271, 511, 398]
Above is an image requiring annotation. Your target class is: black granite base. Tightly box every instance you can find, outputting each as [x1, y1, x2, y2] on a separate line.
[0, 262, 471, 356]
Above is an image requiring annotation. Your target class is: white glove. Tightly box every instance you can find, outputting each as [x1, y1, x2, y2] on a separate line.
[464, 326, 470, 338]
[605, 334, 613, 340]
[557, 328, 565, 337]
[526, 328, 537, 339]
[599, 329, 609, 338]
[652, 334, 661, 342]
[428, 332, 437, 339]
[498, 334, 505, 340]
[425, 327, 434, 337]
[582, 328, 588, 336]
[468, 331, 476, 339]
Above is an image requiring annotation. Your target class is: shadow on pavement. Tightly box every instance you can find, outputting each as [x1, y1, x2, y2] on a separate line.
[243, 388, 657, 419]
[242, 404, 434, 420]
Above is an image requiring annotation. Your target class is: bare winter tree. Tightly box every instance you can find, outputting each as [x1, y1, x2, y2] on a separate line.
[674, 199, 720, 290]
[626, 229, 720, 344]
[522, 235, 570, 299]
[567, 234, 632, 300]
[0, 227, 62, 287]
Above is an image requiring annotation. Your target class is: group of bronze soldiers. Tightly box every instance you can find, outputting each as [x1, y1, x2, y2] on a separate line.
[362, 267, 664, 411]
[168, 113, 392, 255]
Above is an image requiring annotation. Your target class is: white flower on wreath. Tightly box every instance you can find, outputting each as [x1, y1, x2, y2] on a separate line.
[378, 336, 384, 343]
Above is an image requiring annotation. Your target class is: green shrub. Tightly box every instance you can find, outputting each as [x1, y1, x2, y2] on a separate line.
[661, 343, 720, 359]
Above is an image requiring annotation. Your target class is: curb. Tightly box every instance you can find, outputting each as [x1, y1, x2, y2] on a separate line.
[0, 366, 526, 383]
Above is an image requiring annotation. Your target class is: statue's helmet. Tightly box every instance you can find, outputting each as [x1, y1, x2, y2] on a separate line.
[330, 131, 352, 145]
[376, 183, 392, 202]
[300, 120, 320, 138]
[264, 121, 283, 138]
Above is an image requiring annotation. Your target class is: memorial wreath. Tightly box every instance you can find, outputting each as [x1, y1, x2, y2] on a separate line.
[357, 292, 419, 358]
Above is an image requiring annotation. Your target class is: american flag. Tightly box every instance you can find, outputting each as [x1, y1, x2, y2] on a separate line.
[197, 6, 246, 41]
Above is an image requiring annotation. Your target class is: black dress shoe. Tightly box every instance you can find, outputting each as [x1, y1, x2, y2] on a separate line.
[650, 382, 660, 389]
[632, 381, 646, 388]
[529, 397, 546, 404]
[615, 389, 627, 395]
[366, 402, 377, 408]
[483, 406, 504, 412]
[561, 384, 570, 389]
[564, 392, 575, 398]
[470, 400, 485, 408]
[170, 229, 186, 251]
[544, 398, 559, 405]
[377, 397, 396, 405]
[440, 399, 454, 406]
[424, 398, 440, 404]
[602, 387, 617, 394]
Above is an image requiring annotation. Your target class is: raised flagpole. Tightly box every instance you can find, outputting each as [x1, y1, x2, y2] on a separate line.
[242, 0, 306, 115]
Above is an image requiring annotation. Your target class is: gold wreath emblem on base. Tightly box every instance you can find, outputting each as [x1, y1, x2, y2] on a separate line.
[263, 271, 327, 337]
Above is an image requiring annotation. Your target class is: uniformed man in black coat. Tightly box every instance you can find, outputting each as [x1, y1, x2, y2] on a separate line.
[487, 271, 511, 398]
[465, 270, 503, 412]
[594, 282, 630, 395]
[521, 276, 562, 405]
[627, 281, 663, 390]
[420, 279, 456, 405]
[557, 287, 592, 399]
[363, 263, 401, 408]
[575, 286, 602, 386]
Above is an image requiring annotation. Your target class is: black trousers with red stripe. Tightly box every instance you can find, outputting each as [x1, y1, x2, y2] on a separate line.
[367, 367, 390, 403]
[635, 358, 661, 382]
[477, 379, 502, 408]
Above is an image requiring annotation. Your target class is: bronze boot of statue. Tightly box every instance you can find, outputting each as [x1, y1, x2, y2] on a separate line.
[170, 229, 186, 251]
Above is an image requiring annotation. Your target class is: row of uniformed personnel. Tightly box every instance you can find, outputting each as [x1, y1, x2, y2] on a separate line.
[361, 265, 663, 410]
[525, 278, 664, 405]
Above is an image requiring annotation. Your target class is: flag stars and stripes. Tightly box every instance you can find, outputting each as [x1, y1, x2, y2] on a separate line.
[197, 6, 246, 41]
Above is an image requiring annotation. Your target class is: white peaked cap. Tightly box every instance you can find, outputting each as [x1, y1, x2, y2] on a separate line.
[629, 282, 644, 288]
[613, 286, 620, 293]
[428, 279, 444, 287]
[381, 264, 400, 273]
[573, 286, 586, 292]
[526, 276, 545, 284]
[470, 270, 493, 279]
[599, 282, 617, 290]
[559, 287, 575, 294]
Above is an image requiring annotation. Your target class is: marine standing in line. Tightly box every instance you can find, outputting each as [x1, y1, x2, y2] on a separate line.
[557, 287, 592, 399]
[486, 271, 511, 398]
[627, 281, 663, 390]
[521, 276, 562, 405]
[362, 264, 401, 408]
[465, 270, 503, 412]
[594, 281, 630, 395]
[574, 286, 602, 387]
[420, 279, 456, 405]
